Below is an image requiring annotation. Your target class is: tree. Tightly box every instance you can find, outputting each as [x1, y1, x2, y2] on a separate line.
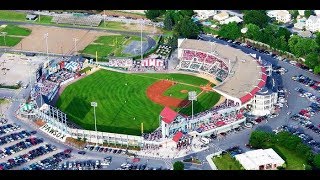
[245, 23, 261, 40]
[179, 10, 195, 17]
[314, 65, 320, 74]
[315, 32, 320, 46]
[145, 10, 161, 21]
[290, 10, 299, 19]
[174, 17, 200, 39]
[249, 131, 272, 148]
[164, 14, 174, 30]
[313, 154, 320, 169]
[218, 22, 241, 40]
[243, 10, 270, 28]
[276, 27, 292, 41]
[167, 34, 179, 49]
[305, 52, 319, 69]
[173, 161, 184, 170]
[305, 10, 312, 18]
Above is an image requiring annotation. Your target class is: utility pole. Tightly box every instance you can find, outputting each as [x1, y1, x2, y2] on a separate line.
[1, 32, 7, 52]
[188, 91, 197, 120]
[104, 10, 106, 27]
[73, 38, 78, 54]
[140, 20, 143, 61]
[44, 33, 49, 59]
[91, 102, 98, 145]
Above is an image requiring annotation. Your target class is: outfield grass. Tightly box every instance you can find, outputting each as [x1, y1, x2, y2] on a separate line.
[82, 35, 146, 58]
[0, 10, 26, 21]
[163, 84, 202, 99]
[0, 36, 22, 46]
[37, 15, 53, 24]
[212, 153, 244, 170]
[57, 70, 220, 135]
[0, 25, 31, 36]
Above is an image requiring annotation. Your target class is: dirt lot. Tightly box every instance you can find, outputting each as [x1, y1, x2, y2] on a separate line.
[13, 25, 116, 55]
[0, 53, 46, 86]
[101, 10, 146, 19]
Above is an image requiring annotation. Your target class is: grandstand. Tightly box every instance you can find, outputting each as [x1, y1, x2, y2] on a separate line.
[177, 39, 267, 107]
[51, 14, 101, 27]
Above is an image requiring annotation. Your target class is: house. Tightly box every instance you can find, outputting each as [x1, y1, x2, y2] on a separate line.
[306, 15, 320, 32]
[267, 10, 291, 23]
[298, 30, 312, 38]
[298, 10, 305, 16]
[294, 21, 306, 30]
[26, 14, 38, 21]
[314, 10, 320, 16]
[220, 16, 243, 25]
[213, 11, 229, 21]
[234, 148, 285, 170]
[194, 10, 217, 20]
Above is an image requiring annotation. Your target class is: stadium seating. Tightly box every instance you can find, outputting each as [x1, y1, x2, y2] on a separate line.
[51, 14, 102, 27]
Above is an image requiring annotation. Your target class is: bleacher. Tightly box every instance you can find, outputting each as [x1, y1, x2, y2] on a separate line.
[178, 49, 230, 81]
[51, 14, 101, 27]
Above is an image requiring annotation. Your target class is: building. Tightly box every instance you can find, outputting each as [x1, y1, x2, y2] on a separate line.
[298, 30, 312, 38]
[306, 15, 320, 32]
[298, 10, 305, 16]
[235, 148, 285, 170]
[220, 16, 243, 25]
[267, 10, 291, 23]
[213, 11, 229, 21]
[194, 10, 217, 20]
[26, 14, 38, 21]
[294, 22, 306, 30]
[314, 10, 320, 16]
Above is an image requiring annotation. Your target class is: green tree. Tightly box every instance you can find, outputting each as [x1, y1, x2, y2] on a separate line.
[174, 17, 200, 39]
[179, 10, 195, 17]
[218, 22, 241, 40]
[145, 10, 161, 21]
[245, 23, 261, 40]
[243, 10, 270, 28]
[276, 27, 292, 41]
[315, 32, 320, 46]
[305, 10, 312, 18]
[249, 131, 271, 148]
[173, 161, 184, 170]
[290, 10, 299, 19]
[305, 52, 319, 69]
[313, 154, 320, 169]
[167, 34, 178, 49]
[288, 35, 300, 53]
[164, 13, 174, 30]
[314, 65, 320, 74]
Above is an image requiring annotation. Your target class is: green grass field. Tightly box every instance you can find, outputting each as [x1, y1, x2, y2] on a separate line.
[81, 35, 146, 58]
[163, 84, 202, 99]
[57, 70, 220, 135]
[0, 25, 31, 36]
[0, 10, 26, 21]
[212, 153, 244, 170]
[275, 145, 307, 170]
[0, 36, 22, 46]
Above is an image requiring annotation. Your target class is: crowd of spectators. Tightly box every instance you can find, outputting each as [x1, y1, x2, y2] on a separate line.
[142, 128, 162, 141]
[47, 70, 75, 85]
[105, 58, 133, 69]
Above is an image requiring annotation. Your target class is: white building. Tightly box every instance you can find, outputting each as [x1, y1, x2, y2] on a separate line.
[235, 148, 285, 170]
[213, 11, 229, 21]
[194, 10, 217, 20]
[220, 16, 243, 25]
[314, 10, 320, 16]
[298, 10, 305, 16]
[251, 87, 278, 116]
[267, 10, 291, 23]
[294, 21, 306, 30]
[306, 15, 320, 32]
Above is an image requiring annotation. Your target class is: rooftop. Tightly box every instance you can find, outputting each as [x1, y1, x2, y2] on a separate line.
[179, 39, 264, 104]
[160, 106, 178, 124]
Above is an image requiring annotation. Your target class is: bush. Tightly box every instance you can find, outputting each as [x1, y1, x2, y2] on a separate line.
[173, 161, 184, 170]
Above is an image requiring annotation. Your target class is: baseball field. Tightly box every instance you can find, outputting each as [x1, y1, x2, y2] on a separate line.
[56, 69, 221, 135]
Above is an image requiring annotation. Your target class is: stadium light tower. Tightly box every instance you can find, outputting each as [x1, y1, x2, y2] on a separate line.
[91, 102, 98, 145]
[1, 32, 7, 52]
[73, 38, 78, 54]
[44, 33, 49, 59]
[140, 19, 143, 61]
[188, 91, 197, 120]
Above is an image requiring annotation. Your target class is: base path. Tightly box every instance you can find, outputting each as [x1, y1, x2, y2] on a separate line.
[146, 80, 189, 108]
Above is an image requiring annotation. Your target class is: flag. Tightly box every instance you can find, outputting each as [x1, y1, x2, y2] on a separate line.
[141, 122, 143, 134]
[96, 51, 98, 63]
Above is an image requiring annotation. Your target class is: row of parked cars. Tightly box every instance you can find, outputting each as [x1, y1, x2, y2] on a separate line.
[84, 145, 127, 155]
[294, 87, 320, 103]
[0, 137, 44, 158]
[223, 146, 244, 157]
[24, 149, 72, 170]
[0, 123, 21, 136]
[0, 144, 57, 170]
[293, 75, 320, 93]
[117, 162, 168, 170]
[57, 160, 103, 170]
[0, 130, 36, 147]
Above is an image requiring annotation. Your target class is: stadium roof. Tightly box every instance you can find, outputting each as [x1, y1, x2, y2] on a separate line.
[160, 107, 178, 124]
[179, 39, 265, 104]
[172, 131, 183, 142]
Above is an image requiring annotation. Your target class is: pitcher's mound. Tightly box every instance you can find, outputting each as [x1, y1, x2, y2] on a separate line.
[180, 90, 188, 93]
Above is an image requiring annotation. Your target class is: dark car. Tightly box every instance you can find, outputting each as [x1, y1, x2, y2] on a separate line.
[78, 151, 86, 155]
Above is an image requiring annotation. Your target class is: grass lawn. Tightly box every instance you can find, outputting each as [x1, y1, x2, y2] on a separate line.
[37, 15, 53, 24]
[0, 10, 26, 21]
[99, 21, 126, 30]
[57, 70, 220, 135]
[203, 26, 219, 35]
[0, 25, 31, 36]
[274, 145, 307, 170]
[82, 35, 146, 58]
[212, 153, 244, 170]
[0, 98, 8, 104]
[0, 36, 22, 46]
[163, 84, 202, 99]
